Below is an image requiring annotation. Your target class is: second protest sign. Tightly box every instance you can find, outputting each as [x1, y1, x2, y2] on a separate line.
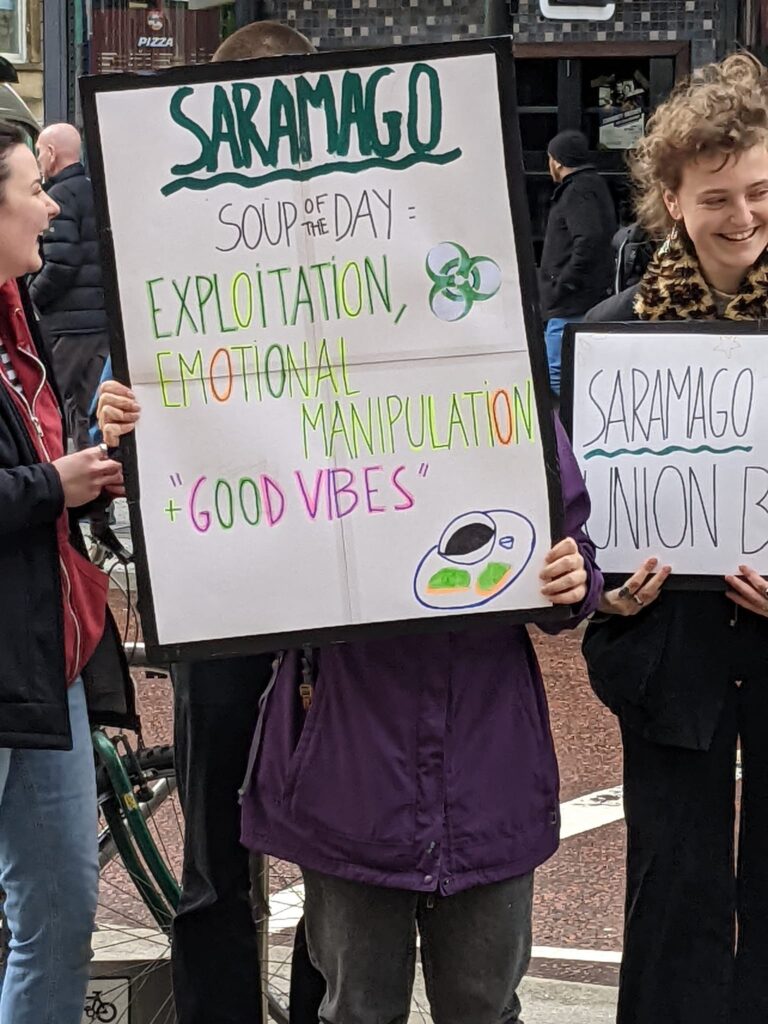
[563, 322, 768, 584]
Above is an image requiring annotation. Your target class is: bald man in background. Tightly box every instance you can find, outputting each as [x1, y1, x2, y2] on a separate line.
[32, 123, 123, 555]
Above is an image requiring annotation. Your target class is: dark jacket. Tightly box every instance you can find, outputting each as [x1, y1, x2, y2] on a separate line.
[29, 162, 108, 336]
[241, 421, 604, 892]
[612, 224, 655, 294]
[584, 284, 638, 323]
[539, 166, 618, 321]
[581, 284, 768, 751]
[0, 281, 135, 750]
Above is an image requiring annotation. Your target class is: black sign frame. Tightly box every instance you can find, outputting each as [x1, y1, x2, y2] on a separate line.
[81, 36, 571, 662]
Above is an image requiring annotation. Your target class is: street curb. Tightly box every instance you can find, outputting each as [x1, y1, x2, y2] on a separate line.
[521, 975, 618, 1006]
[518, 974, 618, 1023]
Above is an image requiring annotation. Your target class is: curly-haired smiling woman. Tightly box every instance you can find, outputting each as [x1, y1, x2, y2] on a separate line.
[585, 53, 768, 1024]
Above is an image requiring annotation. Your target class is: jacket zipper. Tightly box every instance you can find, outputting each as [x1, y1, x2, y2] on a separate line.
[59, 558, 82, 674]
[0, 335, 83, 673]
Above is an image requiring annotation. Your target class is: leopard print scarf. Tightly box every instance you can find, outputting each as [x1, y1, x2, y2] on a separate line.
[634, 233, 768, 321]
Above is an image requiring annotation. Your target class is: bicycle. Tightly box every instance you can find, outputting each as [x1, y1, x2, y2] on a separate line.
[83, 988, 119, 1023]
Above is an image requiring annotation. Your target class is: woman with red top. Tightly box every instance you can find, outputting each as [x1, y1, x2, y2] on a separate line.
[0, 122, 135, 1024]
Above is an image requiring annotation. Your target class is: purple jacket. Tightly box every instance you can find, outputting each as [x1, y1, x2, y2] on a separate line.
[241, 422, 602, 894]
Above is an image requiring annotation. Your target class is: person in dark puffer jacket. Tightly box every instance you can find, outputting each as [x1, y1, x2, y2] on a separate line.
[31, 122, 116, 547]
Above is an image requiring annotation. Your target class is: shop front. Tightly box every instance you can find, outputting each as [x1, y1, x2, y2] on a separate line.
[514, 41, 689, 259]
[44, 0, 740, 247]
[44, 0, 259, 123]
[84, 0, 234, 75]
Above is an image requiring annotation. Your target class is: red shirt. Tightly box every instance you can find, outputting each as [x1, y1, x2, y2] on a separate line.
[0, 280, 107, 682]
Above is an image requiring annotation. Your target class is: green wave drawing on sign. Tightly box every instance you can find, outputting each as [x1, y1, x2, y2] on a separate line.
[583, 444, 754, 460]
[161, 149, 463, 197]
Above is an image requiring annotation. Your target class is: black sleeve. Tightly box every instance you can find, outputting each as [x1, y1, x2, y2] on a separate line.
[29, 185, 83, 311]
[584, 285, 639, 323]
[0, 461, 65, 536]
[557, 191, 606, 296]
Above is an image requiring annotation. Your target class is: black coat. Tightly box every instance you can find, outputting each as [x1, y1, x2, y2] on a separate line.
[583, 284, 638, 323]
[581, 285, 768, 751]
[29, 163, 108, 336]
[539, 166, 618, 321]
[0, 283, 135, 750]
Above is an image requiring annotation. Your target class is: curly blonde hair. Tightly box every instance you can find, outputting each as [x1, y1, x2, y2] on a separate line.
[631, 52, 768, 237]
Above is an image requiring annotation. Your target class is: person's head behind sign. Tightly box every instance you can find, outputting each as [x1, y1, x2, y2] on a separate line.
[212, 20, 316, 62]
[632, 52, 768, 297]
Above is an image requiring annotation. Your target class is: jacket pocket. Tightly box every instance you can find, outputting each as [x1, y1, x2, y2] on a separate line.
[64, 545, 108, 678]
[583, 600, 671, 713]
[285, 672, 419, 846]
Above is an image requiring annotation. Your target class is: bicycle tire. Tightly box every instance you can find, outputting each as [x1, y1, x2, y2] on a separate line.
[93, 731, 180, 911]
[95, 1000, 118, 1023]
[99, 790, 174, 932]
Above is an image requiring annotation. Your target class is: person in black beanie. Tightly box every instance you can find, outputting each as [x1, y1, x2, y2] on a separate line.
[539, 129, 617, 395]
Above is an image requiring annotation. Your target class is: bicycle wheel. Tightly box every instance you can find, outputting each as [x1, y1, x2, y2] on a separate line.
[93, 738, 305, 1024]
[94, 736, 181, 1024]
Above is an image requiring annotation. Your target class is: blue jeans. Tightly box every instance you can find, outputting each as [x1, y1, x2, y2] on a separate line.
[0, 679, 98, 1024]
[544, 316, 583, 396]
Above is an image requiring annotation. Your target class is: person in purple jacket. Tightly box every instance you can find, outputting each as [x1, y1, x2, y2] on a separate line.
[236, 420, 601, 1024]
[99, 361, 600, 1021]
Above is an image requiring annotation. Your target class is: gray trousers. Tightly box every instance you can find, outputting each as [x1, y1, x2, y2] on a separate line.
[302, 868, 533, 1024]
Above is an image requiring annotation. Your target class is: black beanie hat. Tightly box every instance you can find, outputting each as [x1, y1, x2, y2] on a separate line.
[547, 130, 590, 168]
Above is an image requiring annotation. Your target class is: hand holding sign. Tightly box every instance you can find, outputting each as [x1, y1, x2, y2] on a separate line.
[725, 564, 768, 619]
[98, 380, 141, 447]
[598, 557, 671, 617]
[539, 537, 588, 605]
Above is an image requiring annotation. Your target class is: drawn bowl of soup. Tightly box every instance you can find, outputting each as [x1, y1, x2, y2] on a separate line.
[438, 511, 497, 565]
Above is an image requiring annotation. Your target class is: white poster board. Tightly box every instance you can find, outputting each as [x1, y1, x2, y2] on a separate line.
[565, 324, 768, 582]
[83, 40, 563, 658]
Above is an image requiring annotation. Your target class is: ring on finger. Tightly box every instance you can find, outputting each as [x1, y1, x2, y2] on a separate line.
[632, 593, 644, 607]
[763, 585, 768, 600]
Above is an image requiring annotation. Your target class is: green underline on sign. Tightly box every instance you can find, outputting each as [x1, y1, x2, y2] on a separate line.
[583, 444, 754, 460]
[160, 149, 464, 197]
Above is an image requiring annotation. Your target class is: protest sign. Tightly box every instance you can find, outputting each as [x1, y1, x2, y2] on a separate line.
[563, 322, 768, 586]
[81, 39, 564, 660]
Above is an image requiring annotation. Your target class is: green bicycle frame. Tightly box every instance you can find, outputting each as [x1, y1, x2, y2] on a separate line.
[92, 730, 180, 922]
